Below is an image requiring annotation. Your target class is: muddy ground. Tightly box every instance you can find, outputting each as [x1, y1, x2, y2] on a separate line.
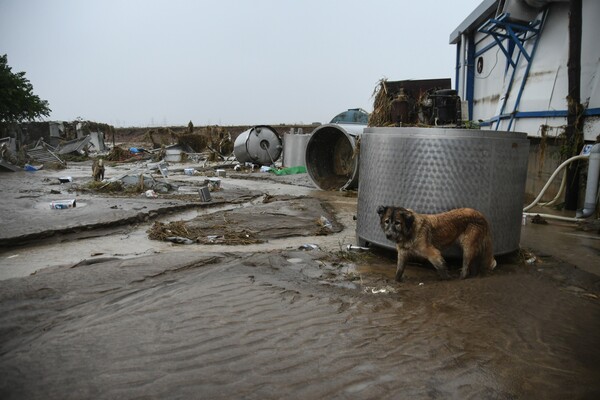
[0, 159, 599, 399]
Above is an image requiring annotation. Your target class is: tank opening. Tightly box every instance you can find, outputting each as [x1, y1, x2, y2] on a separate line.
[305, 126, 356, 190]
[260, 140, 270, 150]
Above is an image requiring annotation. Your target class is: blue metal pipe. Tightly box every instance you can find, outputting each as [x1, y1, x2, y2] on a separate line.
[466, 34, 475, 121]
[455, 41, 461, 91]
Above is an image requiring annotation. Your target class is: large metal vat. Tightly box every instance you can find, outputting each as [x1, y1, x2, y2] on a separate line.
[282, 132, 311, 168]
[233, 126, 282, 165]
[304, 123, 365, 190]
[357, 127, 529, 255]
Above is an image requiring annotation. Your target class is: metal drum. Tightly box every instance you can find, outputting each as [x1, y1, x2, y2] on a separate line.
[304, 123, 365, 190]
[357, 127, 529, 255]
[282, 133, 311, 168]
[233, 126, 282, 165]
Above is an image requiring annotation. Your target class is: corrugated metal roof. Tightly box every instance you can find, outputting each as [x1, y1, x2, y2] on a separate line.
[27, 145, 65, 165]
[56, 135, 91, 155]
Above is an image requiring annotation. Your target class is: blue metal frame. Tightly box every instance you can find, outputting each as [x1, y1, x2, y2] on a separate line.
[466, 34, 475, 121]
[475, 11, 547, 131]
[478, 107, 600, 127]
[455, 41, 461, 91]
[506, 10, 548, 131]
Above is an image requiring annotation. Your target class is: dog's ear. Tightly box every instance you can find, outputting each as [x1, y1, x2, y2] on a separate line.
[377, 205, 386, 216]
[400, 210, 414, 236]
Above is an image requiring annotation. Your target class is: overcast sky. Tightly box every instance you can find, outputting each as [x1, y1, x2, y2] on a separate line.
[1, 0, 483, 127]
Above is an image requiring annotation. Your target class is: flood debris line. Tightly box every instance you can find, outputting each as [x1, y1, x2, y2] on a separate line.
[105, 146, 133, 161]
[147, 196, 341, 245]
[148, 220, 262, 245]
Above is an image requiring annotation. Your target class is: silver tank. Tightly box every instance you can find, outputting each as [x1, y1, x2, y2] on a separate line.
[282, 132, 311, 168]
[357, 127, 530, 255]
[233, 126, 282, 165]
[304, 123, 366, 190]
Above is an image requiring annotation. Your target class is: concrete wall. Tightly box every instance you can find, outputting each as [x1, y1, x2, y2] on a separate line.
[524, 138, 588, 206]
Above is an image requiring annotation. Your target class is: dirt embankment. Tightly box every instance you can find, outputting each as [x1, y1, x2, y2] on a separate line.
[112, 124, 319, 147]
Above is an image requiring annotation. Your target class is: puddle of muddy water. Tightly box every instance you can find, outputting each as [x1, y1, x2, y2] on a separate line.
[1, 168, 600, 398]
[1, 248, 598, 399]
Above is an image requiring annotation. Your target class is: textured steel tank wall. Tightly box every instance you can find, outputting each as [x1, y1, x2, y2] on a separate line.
[233, 126, 282, 165]
[357, 127, 530, 255]
[282, 133, 311, 168]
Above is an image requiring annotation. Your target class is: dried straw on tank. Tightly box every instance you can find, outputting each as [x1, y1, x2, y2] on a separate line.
[369, 79, 396, 127]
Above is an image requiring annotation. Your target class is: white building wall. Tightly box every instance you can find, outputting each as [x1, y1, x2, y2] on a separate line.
[455, 0, 599, 141]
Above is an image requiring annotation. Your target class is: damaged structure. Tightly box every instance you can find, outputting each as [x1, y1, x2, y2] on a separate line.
[0, 120, 111, 170]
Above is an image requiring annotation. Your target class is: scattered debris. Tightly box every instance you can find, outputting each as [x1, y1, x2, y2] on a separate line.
[165, 236, 195, 245]
[369, 78, 456, 127]
[56, 135, 91, 155]
[577, 219, 600, 233]
[345, 244, 370, 252]
[206, 178, 221, 191]
[50, 199, 76, 209]
[0, 159, 21, 172]
[363, 285, 397, 294]
[106, 146, 132, 162]
[58, 176, 73, 184]
[531, 214, 548, 225]
[26, 140, 66, 167]
[199, 186, 211, 202]
[24, 164, 42, 172]
[145, 190, 158, 198]
[315, 216, 333, 235]
[299, 244, 319, 251]
[526, 256, 538, 265]
[147, 220, 262, 245]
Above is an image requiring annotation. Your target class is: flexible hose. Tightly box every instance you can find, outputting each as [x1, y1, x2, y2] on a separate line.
[523, 154, 589, 212]
[537, 169, 567, 207]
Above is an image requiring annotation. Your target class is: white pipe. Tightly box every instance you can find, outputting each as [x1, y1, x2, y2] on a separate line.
[523, 212, 584, 223]
[523, 154, 589, 212]
[538, 170, 566, 207]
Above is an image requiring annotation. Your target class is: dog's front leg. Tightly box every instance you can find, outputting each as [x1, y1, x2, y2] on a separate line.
[395, 250, 408, 282]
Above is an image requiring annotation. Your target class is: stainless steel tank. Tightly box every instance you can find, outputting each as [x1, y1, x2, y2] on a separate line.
[304, 123, 365, 190]
[357, 127, 530, 255]
[282, 132, 311, 168]
[233, 126, 282, 165]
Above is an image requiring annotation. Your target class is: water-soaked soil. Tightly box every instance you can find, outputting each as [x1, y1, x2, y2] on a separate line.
[0, 160, 599, 399]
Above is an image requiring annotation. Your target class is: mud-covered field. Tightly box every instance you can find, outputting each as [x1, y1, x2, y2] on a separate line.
[0, 160, 599, 399]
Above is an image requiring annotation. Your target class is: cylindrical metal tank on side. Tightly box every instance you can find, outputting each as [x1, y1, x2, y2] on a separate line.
[282, 132, 311, 168]
[304, 123, 365, 190]
[356, 127, 530, 255]
[233, 125, 282, 165]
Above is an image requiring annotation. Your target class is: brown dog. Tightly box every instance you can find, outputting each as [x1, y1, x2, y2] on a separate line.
[377, 206, 496, 281]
